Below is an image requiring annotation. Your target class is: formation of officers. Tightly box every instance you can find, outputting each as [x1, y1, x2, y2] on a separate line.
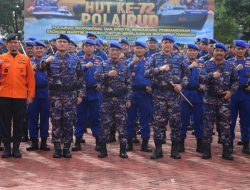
[0, 32, 250, 161]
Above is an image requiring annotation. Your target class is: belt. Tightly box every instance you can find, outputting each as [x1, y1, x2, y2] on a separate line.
[103, 88, 128, 98]
[238, 85, 248, 90]
[132, 85, 148, 91]
[49, 84, 78, 92]
[36, 84, 48, 89]
[87, 85, 97, 90]
[207, 91, 225, 99]
[185, 86, 199, 91]
[153, 84, 174, 91]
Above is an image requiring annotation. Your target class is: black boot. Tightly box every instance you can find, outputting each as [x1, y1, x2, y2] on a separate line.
[108, 125, 116, 143]
[72, 137, 81, 151]
[196, 138, 203, 153]
[119, 142, 128, 158]
[238, 140, 244, 145]
[222, 144, 233, 160]
[40, 137, 50, 151]
[151, 141, 163, 159]
[63, 143, 72, 158]
[98, 143, 108, 158]
[171, 141, 181, 159]
[229, 141, 234, 154]
[242, 141, 250, 154]
[53, 143, 62, 158]
[12, 143, 22, 158]
[2, 143, 11, 158]
[126, 139, 133, 151]
[26, 138, 39, 151]
[141, 139, 152, 152]
[202, 143, 211, 159]
[162, 129, 166, 144]
[95, 137, 100, 151]
[179, 139, 185, 153]
[133, 131, 140, 144]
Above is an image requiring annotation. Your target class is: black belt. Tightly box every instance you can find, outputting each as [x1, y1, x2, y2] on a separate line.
[238, 85, 248, 90]
[153, 84, 174, 91]
[49, 84, 78, 92]
[36, 84, 48, 89]
[87, 85, 97, 90]
[132, 85, 147, 91]
[185, 86, 199, 91]
[207, 91, 225, 99]
[103, 88, 128, 98]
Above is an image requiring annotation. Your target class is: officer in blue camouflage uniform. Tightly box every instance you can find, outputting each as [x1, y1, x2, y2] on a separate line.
[199, 39, 217, 63]
[179, 44, 204, 153]
[145, 34, 185, 159]
[72, 39, 103, 152]
[126, 41, 152, 153]
[95, 39, 108, 61]
[27, 41, 50, 152]
[40, 34, 85, 158]
[198, 38, 209, 58]
[95, 42, 130, 159]
[200, 42, 239, 160]
[229, 40, 250, 154]
[119, 39, 134, 60]
[145, 37, 159, 58]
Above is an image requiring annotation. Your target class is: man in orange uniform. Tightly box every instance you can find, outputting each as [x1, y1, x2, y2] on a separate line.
[0, 33, 35, 158]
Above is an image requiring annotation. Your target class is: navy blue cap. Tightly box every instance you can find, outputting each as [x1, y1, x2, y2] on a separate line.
[110, 42, 122, 49]
[214, 42, 227, 51]
[209, 39, 217, 44]
[233, 40, 248, 49]
[70, 40, 77, 47]
[174, 43, 179, 50]
[162, 34, 175, 42]
[84, 39, 96, 46]
[25, 41, 35, 47]
[34, 40, 46, 48]
[187, 43, 200, 51]
[28, 37, 37, 41]
[146, 37, 158, 43]
[56, 34, 70, 42]
[6, 33, 19, 42]
[196, 38, 201, 42]
[119, 39, 129, 46]
[200, 38, 209, 45]
[134, 41, 147, 48]
[87, 32, 97, 39]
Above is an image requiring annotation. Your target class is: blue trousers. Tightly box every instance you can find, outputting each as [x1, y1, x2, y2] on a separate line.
[180, 101, 204, 139]
[28, 97, 49, 138]
[127, 91, 152, 141]
[75, 99, 100, 138]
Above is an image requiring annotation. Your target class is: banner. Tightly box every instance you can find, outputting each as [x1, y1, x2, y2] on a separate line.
[24, 0, 214, 43]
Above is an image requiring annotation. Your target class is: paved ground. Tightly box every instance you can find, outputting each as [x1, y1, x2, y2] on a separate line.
[0, 127, 249, 190]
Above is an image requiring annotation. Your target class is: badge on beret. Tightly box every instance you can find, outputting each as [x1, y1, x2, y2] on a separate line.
[4, 68, 8, 73]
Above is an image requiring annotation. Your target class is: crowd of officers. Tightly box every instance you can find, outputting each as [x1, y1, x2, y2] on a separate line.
[0, 32, 250, 161]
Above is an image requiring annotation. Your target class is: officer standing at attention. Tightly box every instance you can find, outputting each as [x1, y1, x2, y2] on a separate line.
[72, 39, 103, 152]
[145, 37, 159, 58]
[200, 42, 239, 160]
[145, 34, 185, 159]
[179, 44, 205, 153]
[126, 41, 153, 153]
[26, 41, 50, 152]
[40, 34, 85, 158]
[229, 40, 250, 154]
[0, 33, 35, 158]
[95, 42, 130, 159]
[198, 38, 209, 58]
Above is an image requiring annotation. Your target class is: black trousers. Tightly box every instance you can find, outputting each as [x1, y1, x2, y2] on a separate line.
[0, 97, 26, 144]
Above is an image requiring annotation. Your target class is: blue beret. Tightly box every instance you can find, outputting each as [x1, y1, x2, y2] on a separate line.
[98, 39, 104, 46]
[34, 40, 46, 48]
[70, 40, 77, 47]
[6, 33, 19, 42]
[84, 39, 96, 46]
[28, 37, 37, 41]
[162, 34, 175, 42]
[87, 32, 97, 39]
[233, 40, 248, 49]
[174, 43, 179, 50]
[196, 38, 201, 42]
[147, 37, 158, 43]
[200, 38, 209, 44]
[56, 34, 70, 42]
[110, 42, 122, 49]
[187, 43, 200, 51]
[119, 39, 129, 46]
[209, 39, 217, 44]
[214, 42, 227, 51]
[135, 41, 147, 48]
[25, 41, 35, 47]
